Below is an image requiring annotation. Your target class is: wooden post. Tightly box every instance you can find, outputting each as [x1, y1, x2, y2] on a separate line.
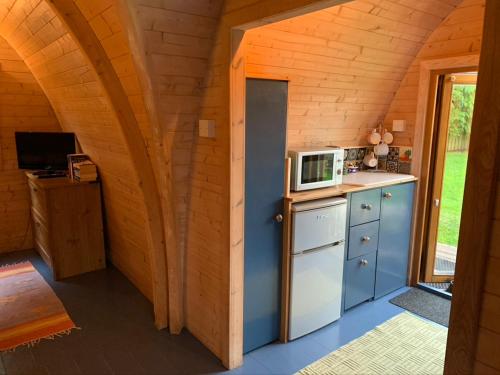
[445, 0, 500, 373]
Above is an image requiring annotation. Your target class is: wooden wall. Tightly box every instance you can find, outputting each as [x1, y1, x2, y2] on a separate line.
[244, 0, 462, 148]
[130, 0, 223, 260]
[474, 185, 500, 372]
[0, 35, 60, 253]
[384, 0, 485, 145]
[0, 0, 158, 301]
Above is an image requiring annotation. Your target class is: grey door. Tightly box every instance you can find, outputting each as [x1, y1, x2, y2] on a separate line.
[244, 79, 287, 353]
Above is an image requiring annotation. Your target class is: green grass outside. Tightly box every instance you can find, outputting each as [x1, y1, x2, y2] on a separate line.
[437, 151, 468, 247]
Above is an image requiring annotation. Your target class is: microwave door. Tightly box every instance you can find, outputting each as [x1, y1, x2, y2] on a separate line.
[317, 155, 323, 182]
[302, 155, 314, 184]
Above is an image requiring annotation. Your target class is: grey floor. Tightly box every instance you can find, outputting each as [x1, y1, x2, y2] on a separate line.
[0, 250, 225, 375]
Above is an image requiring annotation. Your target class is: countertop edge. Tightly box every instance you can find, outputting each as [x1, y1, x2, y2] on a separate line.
[286, 176, 418, 203]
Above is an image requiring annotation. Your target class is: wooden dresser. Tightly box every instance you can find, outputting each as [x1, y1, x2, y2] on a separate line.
[27, 174, 106, 279]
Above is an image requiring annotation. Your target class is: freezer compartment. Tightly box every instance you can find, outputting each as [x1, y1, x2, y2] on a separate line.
[289, 243, 345, 340]
[292, 197, 347, 254]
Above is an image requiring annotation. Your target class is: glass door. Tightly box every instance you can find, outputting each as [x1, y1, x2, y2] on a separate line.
[424, 73, 477, 283]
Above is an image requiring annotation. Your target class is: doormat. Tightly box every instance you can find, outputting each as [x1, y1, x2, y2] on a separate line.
[389, 288, 450, 327]
[0, 262, 78, 351]
[297, 312, 447, 375]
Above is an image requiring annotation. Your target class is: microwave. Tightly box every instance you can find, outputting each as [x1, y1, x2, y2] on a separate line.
[289, 148, 344, 191]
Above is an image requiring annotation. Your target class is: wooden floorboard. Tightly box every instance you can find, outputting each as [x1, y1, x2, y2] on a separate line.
[0, 250, 225, 375]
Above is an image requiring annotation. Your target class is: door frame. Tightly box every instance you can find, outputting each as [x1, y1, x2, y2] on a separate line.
[408, 55, 479, 287]
[423, 73, 477, 283]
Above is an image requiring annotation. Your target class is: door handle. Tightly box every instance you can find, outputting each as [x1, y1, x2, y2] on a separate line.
[274, 214, 283, 223]
[434, 199, 440, 207]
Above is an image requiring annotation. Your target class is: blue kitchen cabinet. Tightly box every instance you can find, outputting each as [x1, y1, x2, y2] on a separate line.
[343, 182, 415, 311]
[343, 189, 381, 310]
[348, 221, 379, 260]
[344, 252, 377, 310]
[349, 189, 381, 226]
[375, 182, 415, 298]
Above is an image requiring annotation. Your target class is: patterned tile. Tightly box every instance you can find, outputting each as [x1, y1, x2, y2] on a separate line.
[378, 158, 387, 170]
[357, 148, 366, 160]
[387, 160, 398, 173]
[387, 147, 399, 162]
[342, 146, 412, 175]
[347, 148, 358, 161]
[399, 147, 412, 162]
[398, 161, 412, 174]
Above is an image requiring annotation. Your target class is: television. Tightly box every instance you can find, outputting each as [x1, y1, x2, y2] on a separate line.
[15, 132, 76, 170]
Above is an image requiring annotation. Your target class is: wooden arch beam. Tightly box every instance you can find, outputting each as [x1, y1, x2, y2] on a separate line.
[46, 0, 172, 329]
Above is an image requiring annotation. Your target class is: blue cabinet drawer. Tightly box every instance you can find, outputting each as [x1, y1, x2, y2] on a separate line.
[344, 252, 377, 310]
[348, 221, 379, 260]
[350, 189, 381, 226]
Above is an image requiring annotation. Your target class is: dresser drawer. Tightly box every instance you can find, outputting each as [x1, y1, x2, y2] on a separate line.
[32, 209, 50, 252]
[350, 189, 381, 226]
[348, 221, 379, 260]
[29, 181, 48, 218]
[344, 252, 377, 310]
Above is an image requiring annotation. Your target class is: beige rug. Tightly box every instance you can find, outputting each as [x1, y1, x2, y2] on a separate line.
[298, 312, 447, 375]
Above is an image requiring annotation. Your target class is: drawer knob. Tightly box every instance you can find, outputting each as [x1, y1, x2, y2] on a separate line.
[361, 236, 371, 243]
[360, 259, 369, 266]
[361, 203, 373, 210]
[383, 192, 392, 199]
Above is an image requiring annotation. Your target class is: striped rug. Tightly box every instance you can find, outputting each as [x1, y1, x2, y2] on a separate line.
[298, 312, 447, 375]
[0, 262, 77, 351]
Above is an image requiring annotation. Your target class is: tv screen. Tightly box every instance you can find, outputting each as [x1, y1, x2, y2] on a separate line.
[15, 132, 76, 170]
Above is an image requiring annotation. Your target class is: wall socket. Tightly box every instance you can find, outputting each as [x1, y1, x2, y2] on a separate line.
[392, 119, 407, 132]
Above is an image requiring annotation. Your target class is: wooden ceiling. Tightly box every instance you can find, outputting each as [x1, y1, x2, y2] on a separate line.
[245, 0, 465, 146]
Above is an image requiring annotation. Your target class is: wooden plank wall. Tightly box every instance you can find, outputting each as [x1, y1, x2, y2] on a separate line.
[0, 0, 155, 300]
[0, 35, 61, 253]
[475, 184, 500, 372]
[130, 0, 224, 259]
[384, 0, 485, 145]
[244, 0, 462, 148]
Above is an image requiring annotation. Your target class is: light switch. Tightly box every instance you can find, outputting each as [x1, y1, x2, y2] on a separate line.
[199, 119, 216, 138]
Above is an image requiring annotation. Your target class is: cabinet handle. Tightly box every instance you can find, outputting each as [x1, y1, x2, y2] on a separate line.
[360, 259, 369, 266]
[361, 203, 372, 210]
[383, 192, 393, 199]
[361, 236, 371, 243]
[274, 214, 283, 223]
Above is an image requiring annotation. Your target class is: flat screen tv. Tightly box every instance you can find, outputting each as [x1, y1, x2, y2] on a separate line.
[15, 132, 76, 170]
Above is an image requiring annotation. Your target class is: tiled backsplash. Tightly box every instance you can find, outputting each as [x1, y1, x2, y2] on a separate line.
[343, 146, 412, 175]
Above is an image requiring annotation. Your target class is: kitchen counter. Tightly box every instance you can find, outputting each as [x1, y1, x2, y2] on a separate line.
[287, 172, 417, 203]
[342, 172, 416, 187]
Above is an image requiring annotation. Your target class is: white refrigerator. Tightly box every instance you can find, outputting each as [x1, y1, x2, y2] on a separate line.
[289, 197, 347, 340]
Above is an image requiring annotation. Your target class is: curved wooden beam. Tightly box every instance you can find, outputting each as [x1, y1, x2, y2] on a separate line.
[46, 0, 170, 329]
[115, 0, 183, 333]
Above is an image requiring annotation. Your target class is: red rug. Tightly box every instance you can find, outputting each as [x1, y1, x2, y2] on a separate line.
[0, 262, 77, 351]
